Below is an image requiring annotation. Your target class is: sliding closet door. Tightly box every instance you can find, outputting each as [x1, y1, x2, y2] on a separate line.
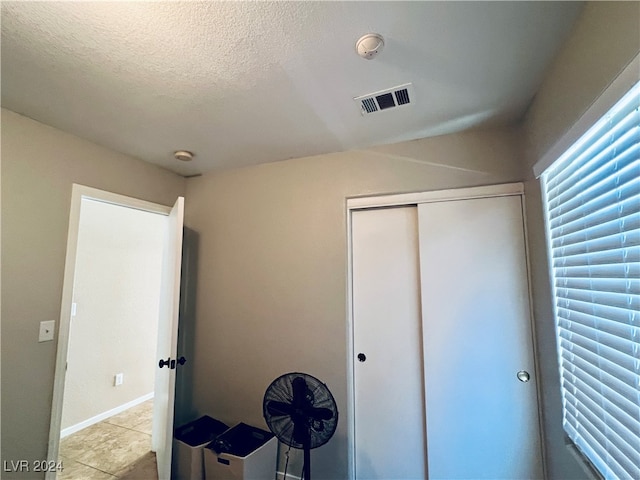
[418, 195, 542, 479]
[351, 207, 427, 480]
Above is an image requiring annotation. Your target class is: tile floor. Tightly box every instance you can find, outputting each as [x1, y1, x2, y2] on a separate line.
[59, 400, 159, 480]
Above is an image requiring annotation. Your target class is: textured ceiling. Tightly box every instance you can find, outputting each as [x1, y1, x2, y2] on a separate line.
[1, 1, 584, 176]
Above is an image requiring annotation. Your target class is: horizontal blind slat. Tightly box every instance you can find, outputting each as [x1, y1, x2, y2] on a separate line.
[559, 344, 640, 412]
[552, 212, 640, 249]
[552, 245, 640, 268]
[549, 197, 640, 239]
[555, 262, 640, 279]
[552, 230, 640, 258]
[548, 146, 640, 216]
[563, 397, 640, 465]
[556, 276, 640, 295]
[563, 411, 636, 480]
[558, 320, 640, 371]
[558, 337, 640, 404]
[557, 307, 640, 339]
[559, 318, 640, 357]
[550, 192, 640, 235]
[547, 137, 639, 209]
[556, 286, 640, 310]
[561, 373, 640, 447]
[563, 400, 640, 477]
[562, 381, 640, 446]
[556, 298, 639, 327]
[546, 107, 640, 193]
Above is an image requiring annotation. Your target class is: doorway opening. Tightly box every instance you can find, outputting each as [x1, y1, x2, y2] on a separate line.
[47, 185, 185, 480]
[58, 197, 166, 478]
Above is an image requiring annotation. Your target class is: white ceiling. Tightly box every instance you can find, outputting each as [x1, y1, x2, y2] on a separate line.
[1, 1, 584, 177]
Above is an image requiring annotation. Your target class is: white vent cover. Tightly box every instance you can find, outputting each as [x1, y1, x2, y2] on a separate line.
[354, 83, 414, 115]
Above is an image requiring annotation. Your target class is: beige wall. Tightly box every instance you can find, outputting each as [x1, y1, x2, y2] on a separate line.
[61, 199, 165, 430]
[523, 2, 640, 170]
[184, 126, 523, 479]
[521, 2, 640, 479]
[1, 109, 185, 477]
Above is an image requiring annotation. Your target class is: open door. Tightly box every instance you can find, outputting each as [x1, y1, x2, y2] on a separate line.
[152, 196, 185, 480]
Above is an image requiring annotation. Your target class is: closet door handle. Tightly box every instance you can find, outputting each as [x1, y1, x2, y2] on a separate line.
[517, 370, 530, 383]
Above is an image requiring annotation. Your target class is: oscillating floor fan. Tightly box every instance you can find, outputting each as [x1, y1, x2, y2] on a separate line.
[263, 372, 338, 480]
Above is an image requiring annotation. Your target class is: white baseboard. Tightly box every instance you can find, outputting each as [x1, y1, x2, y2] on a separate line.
[60, 392, 154, 438]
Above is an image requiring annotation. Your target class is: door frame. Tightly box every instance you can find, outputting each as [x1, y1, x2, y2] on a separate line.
[345, 182, 546, 479]
[46, 184, 174, 479]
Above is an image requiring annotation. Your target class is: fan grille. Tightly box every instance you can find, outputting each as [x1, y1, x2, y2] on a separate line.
[263, 372, 338, 449]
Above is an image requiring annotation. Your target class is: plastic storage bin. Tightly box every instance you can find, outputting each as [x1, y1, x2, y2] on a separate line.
[204, 423, 277, 480]
[173, 415, 229, 480]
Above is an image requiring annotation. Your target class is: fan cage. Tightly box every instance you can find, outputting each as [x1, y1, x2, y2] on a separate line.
[263, 372, 338, 450]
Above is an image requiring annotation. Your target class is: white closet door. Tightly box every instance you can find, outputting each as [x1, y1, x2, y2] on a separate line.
[418, 195, 543, 479]
[352, 207, 427, 480]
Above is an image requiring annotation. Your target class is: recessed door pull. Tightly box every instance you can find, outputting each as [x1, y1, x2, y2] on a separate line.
[517, 370, 530, 382]
[159, 356, 187, 369]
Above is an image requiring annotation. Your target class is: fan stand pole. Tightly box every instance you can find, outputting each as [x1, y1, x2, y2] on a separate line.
[303, 437, 311, 480]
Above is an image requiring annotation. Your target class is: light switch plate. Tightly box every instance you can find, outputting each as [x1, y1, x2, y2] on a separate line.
[39, 320, 55, 342]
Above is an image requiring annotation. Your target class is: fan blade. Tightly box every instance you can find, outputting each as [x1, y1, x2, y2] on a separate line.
[266, 400, 295, 417]
[291, 376, 309, 406]
[307, 406, 334, 421]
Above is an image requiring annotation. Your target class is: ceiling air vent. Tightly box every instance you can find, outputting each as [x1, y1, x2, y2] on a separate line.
[354, 83, 414, 115]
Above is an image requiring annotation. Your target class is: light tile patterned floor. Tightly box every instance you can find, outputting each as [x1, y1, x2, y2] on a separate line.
[59, 400, 158, 480]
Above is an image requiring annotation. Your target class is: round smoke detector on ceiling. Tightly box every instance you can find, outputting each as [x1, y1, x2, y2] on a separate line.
[356, 33, 384, 60]
[174, 150, 194, 162]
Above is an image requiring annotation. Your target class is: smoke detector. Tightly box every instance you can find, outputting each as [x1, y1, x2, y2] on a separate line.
[356, 33, 384, 60]
[174, 150, 194, 162]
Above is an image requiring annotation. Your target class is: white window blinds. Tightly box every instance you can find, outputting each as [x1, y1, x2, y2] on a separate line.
[541, 81, 640, 480]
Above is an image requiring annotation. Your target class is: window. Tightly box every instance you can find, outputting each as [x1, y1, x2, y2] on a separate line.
[540, 81, 639, 480]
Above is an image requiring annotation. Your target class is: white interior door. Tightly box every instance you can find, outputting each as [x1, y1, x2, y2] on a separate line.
[417, 195, 543, 479]
[352, 206, 427, 480]
[152, 197, 185, 480]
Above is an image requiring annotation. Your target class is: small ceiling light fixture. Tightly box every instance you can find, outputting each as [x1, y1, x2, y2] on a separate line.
[355, 33, 384, 60]
[174, 150, 194, 162]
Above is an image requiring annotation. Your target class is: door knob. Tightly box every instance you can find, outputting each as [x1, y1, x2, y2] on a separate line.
[357, 353, 367, 362]
[159, 356, 187, 369]
[517, 370, 530, 382]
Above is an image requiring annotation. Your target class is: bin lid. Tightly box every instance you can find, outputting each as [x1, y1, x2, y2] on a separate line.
[208, 422, 274, 458]
[174, 415, 229, 447]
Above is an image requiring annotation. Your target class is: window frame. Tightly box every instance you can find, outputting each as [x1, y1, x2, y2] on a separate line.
[535, 56, 639, 480]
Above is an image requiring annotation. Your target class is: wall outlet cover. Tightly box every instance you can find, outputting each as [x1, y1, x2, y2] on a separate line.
[39, 320, 55, 342]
